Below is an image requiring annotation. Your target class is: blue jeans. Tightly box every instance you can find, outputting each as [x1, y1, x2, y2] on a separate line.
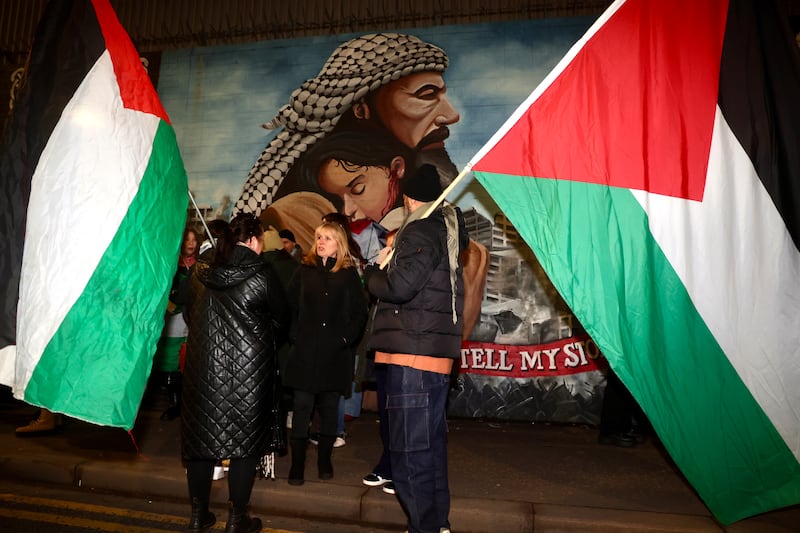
[372, 363, 392, 479]
[385, 364, 450, 533]
[337, 355, 363, 435]
[336, 385, 363, 435]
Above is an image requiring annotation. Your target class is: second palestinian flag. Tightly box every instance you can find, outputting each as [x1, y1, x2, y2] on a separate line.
[471, 0, 800, 524]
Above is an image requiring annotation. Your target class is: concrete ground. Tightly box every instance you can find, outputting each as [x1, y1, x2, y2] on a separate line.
[1, 388, 798, 532]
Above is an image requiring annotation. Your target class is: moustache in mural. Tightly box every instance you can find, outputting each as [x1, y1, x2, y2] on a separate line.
[414, 126, 458, 182]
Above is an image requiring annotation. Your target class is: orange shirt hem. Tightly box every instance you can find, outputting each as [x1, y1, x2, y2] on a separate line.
[375, 352, 453, 375]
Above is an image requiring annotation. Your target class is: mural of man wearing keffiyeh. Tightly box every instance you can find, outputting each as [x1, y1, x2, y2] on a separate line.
[236, 33, 488, 338]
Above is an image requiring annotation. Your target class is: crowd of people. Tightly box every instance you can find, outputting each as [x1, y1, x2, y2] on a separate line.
[13, 31, 475, 533]
[139, 162, 464, 533]
[8, 27, 653, 533]
[11, 188, 646, 533]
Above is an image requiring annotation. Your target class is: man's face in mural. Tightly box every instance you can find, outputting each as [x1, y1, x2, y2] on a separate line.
[318, 157, 405, 222]
[369, 71, 459, 152]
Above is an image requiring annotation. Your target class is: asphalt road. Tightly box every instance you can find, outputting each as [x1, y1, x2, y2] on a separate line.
[0, 479, 399, 533]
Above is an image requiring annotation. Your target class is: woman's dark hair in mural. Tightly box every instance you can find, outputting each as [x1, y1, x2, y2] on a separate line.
[298, 127, 416, 221]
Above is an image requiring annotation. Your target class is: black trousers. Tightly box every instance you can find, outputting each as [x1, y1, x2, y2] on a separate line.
[599, 369, 649, 435]
[291, 389, 339, 440]
[186, 456, 259, 508]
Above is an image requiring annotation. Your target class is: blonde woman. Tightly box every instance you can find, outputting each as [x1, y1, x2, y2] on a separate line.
[283, 221, 368, 485]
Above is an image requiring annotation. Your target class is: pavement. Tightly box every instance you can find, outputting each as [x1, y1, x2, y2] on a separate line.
[1, 387, 799, 533]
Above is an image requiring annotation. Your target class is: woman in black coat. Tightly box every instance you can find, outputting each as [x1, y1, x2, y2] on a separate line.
[283, 220, 367, 485]
[181, 213, 288, 533]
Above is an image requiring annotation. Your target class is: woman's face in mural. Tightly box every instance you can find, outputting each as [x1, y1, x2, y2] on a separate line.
[371, 71, 460, 151]
[318, 156, 405, 222]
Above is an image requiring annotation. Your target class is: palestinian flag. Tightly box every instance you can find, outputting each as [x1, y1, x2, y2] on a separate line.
[470, 0, 800, 524]
[0, 0, 188, 430]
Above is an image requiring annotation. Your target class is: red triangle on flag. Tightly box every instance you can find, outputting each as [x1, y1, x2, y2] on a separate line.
[92, 0, 169, 123]
[472, 0, 728, 202]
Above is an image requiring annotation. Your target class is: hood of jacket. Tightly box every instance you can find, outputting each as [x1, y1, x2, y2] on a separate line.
[196, 245, 266, 290]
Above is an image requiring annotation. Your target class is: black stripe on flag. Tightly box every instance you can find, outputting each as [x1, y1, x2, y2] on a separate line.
[718, 0, 800, 250]
[0, 0, 106, 349]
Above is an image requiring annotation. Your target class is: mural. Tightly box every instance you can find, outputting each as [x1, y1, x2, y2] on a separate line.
[158, 17, 607, 424]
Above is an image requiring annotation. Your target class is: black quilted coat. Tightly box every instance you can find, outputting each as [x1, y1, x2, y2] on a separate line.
[181, 246, 289, 460]
[283, 257, 368, 395]
[365, 207, 468, 359]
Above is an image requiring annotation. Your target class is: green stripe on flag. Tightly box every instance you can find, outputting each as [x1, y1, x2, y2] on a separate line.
[25, 121, 188, 430]
[475, 170, 800, 523]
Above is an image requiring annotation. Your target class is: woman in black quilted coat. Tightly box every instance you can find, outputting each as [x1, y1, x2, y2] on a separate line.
[283, 220, 368, 486]
[181, 213, 289, 533]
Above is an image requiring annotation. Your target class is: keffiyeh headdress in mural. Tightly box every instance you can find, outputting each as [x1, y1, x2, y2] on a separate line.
[234, 33, 449, 216]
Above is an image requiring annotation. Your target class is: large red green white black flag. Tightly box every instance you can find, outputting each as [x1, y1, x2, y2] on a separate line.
[0, 0, 188, 430]
[470, 0, 800, 524]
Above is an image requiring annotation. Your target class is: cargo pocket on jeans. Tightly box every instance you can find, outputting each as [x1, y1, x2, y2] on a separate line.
[386, 393, 430, 452]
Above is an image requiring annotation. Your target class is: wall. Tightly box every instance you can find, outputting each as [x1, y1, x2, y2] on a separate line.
[157, 17, 608, 424]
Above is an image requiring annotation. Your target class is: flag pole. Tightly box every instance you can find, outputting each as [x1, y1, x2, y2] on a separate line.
[187, 189, 216, 248]
[379, 164, 473, 269]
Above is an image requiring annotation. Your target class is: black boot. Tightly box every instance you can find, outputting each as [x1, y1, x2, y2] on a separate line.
[317, 434, 335, 480]
[187, 497, 215, 532]
[161, 372, 182, 420]
[224, 503, 262, 533]
[288, 438, 307, 486]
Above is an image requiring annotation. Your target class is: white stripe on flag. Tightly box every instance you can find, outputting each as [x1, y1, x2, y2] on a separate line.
[632, 107, 800, 458]
[15, 51, 160, 390]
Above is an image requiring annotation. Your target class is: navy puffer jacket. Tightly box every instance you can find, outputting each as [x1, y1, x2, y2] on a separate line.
[365, 206, 469, 359]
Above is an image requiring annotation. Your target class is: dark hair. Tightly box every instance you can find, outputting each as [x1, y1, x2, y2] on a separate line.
[298, 127, 416, 212]
[213, 213, 263, 266]
[230, 213, 263, 242]
[205, 219, 229, 241]
[183, 225, 199, 239]
[197, 219, 229, 262]
[278, 229, 295, 243]
[322, 212, 364, 265]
